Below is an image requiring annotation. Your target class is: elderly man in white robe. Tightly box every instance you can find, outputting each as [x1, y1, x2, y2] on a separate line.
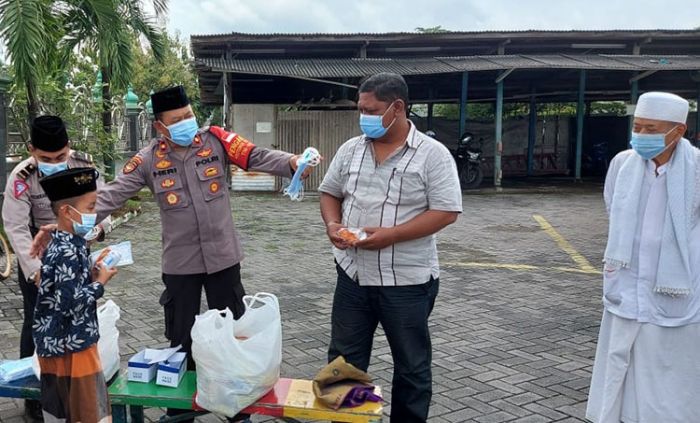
[586, 91, 700, 423]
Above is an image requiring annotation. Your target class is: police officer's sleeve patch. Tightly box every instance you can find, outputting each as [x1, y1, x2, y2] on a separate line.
[123, 156, 143, 174]
[208, 126, 255, 170]
[14, 180, 29, 198]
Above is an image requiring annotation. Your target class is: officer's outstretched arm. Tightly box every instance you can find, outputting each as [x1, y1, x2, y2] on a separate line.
[95, 154, 148, 222]
[208, 126, 294, 178]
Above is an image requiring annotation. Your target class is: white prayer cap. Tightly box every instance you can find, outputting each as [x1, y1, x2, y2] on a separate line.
[634, 92, 689, 124]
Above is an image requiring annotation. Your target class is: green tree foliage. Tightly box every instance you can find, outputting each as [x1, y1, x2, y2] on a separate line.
[130, 32, 209, 124]
[1, 0, 169, 176]
[415, 26, 450, 33]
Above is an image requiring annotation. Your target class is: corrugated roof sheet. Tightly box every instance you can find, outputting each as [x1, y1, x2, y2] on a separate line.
[191, 29, 700, 40]
[196, 55, 700, 78]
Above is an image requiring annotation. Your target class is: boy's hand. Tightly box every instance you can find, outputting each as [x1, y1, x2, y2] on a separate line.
[94, 263, 118, 285]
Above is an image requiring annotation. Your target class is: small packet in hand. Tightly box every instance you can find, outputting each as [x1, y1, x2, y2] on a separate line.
[100, 250, 122, 270]
[337, 228, 368, 245]
[90, 241, 134, 268]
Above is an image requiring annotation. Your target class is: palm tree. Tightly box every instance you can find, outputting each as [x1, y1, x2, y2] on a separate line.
[0, 0, 167, 171]
[58, 0, 168, 172]
[0, 0, 62, 119]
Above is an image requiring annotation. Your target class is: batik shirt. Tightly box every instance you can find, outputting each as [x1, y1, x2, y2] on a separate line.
[33, 231, 104, 357]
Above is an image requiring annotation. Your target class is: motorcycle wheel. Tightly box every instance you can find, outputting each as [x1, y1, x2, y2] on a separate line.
[460, 165, 484, 190]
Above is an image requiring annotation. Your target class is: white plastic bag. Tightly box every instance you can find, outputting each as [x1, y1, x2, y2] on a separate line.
[32, 300, 121, 381]
[97, 300, 121, 381]
[191, 293, 282, 417]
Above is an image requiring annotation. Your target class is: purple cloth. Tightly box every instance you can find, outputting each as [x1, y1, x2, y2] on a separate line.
[341, 386, 383, 408]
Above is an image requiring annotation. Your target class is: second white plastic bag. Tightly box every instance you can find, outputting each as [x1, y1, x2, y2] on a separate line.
[32, 300, 121, 381]
[191, 293, 282, 417]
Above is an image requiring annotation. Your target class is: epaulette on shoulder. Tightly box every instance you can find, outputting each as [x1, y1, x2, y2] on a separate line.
[16, 162, 36, 180]
[72, 151, 94, 165]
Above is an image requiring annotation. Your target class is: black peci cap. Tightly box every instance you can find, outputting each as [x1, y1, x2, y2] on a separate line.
[31, 115, 69, 152]
[39, 167, 98, 202]
[151, 85, 190, 114]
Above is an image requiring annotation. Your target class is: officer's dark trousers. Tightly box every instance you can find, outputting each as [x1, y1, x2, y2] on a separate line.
[17, 265, 38, 359]
[162, 263, 248, 422]
[329, 265, 439, 423]
[18, 263, 42, 414]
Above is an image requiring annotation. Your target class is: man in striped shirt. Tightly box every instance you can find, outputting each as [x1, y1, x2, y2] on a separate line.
[319, 73, 463, 423]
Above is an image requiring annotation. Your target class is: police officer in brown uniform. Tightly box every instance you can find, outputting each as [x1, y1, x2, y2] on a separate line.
[93, 86, 301, 421]
[2, 116, 101, 419]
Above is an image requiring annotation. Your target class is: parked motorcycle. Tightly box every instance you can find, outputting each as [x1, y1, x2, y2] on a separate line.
[426, 130, 484, 190]
[454, 132, 484, 189]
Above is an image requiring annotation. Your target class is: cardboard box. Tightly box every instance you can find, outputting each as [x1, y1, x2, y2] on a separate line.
[127, 350, 158, 383]
[156, 352, 187, 388]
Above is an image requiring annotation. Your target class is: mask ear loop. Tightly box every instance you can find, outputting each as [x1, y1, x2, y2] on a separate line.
[381, 101, 398, 132]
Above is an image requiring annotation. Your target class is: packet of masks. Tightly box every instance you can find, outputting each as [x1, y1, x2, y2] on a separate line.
[90, 241, 134, 268]
[337, 228, 368, 245]
[0, 357, 35, 382]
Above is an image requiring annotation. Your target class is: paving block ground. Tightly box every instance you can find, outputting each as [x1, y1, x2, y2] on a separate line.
[0, 186, 609, 422]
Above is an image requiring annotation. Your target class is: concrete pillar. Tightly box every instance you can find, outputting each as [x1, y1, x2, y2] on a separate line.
[458, 72, 469, 137]
[494, 78, 504, 187]
[575, 70, 587, 181]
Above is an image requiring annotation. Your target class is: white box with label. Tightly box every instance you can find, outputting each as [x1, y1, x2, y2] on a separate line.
[155, 352, 187, 388]
[127, 350, 157, 383]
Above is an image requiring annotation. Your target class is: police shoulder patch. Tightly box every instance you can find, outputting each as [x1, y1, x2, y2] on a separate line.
[16, 163, 37, 181]
[123, 155, 143, 174]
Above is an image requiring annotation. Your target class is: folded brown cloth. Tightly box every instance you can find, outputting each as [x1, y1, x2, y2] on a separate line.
[312, 356, 382, 409]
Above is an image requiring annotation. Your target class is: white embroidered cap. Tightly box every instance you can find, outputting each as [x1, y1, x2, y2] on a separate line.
[634, 92, 689, 124]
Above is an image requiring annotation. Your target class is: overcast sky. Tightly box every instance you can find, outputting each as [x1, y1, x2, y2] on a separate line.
[165, 0, 699, 39]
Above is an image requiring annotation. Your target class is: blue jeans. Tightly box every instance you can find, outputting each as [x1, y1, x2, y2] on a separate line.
[329, 265, 439, 423]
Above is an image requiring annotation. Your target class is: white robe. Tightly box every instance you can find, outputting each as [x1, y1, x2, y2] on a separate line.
[586, 310, 700, 423]
[588, 156, 700, 422]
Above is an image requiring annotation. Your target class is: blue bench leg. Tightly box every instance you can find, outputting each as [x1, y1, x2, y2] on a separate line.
[112, 404, 127, 423]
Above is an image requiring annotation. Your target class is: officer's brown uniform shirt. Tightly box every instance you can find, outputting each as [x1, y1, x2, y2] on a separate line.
[2, 151, 98, 277]
[96, 128, 293, 275]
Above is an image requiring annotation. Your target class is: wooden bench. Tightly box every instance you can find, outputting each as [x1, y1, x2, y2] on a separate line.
[1, 372, 383, 422]
[108, 371, 383, 423]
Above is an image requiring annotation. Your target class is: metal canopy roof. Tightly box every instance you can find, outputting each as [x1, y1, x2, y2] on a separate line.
[197, 54, 700, 79]
[192, 30, 700, 105]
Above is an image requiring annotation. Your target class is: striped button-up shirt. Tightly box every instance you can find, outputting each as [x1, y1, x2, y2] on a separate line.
[319, 122, 463, 286]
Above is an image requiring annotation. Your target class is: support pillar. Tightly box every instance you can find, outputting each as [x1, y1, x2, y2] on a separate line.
[628, 79, 639, 142]
[427, 103, 434, 131]
[458, 72, 469, 137]
[223, 72, 231, 128]
[527, 94, 537, 177]
[494, 77, 504, 188]
[575, 70, 587, 181]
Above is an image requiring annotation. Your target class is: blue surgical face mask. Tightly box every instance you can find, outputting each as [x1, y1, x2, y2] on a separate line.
[630, 126, 678, 160]
[360, 102, 396, 139]
[164, 117, 198, 147]
[38, 161, 68, 176]
[69, 206, 97, 238]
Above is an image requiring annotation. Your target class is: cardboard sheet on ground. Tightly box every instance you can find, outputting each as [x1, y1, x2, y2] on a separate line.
[90, 241, 134, 267]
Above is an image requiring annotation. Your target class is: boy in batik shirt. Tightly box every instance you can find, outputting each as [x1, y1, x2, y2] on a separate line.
[34, 167, 117, 422]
